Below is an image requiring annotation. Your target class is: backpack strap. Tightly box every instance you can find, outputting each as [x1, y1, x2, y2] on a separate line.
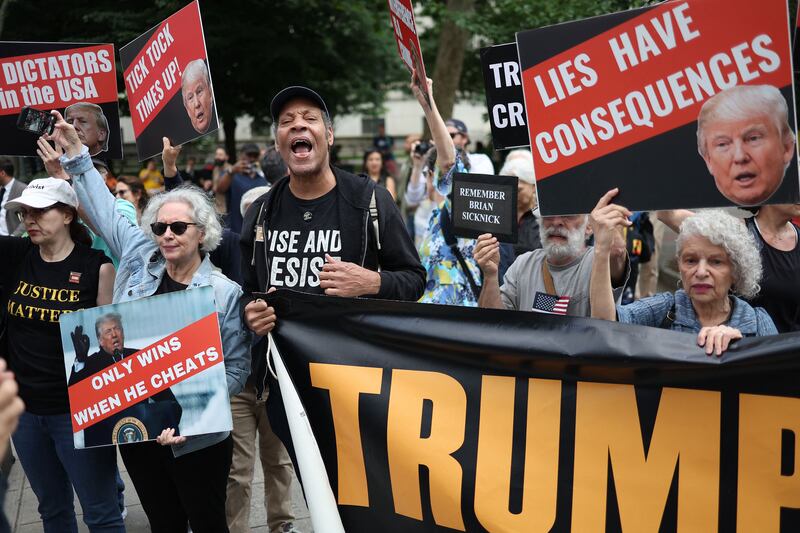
[370, 189, 381, 251]
[440, 207, 481, 299]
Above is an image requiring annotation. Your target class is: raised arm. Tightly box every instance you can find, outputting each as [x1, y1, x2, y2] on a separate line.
[47, 111, 150, 261]
[410, 70, 454, 174]
[589, 188, 632, 321]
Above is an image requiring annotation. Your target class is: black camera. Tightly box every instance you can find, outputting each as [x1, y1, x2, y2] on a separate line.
[414, 140, 432, 156]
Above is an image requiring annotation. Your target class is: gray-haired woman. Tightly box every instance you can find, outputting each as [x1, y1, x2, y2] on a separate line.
[47, 110, 250, 533]
[590, 190, 777, 356]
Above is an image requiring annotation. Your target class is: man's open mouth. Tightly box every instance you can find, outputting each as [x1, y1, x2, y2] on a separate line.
[291, 138, 313, 155]
[734, 172, 757, 184]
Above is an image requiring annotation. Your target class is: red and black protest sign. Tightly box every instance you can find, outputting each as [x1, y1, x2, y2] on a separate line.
[480, 43, 529, 150]
[0, 42, 121, 158]
[269, 290, 800, 532]
[387, 0, 430, 103]
[59, 286, 231, 448]
[120, 0, 218, 161]
[517, 0, 799, 215]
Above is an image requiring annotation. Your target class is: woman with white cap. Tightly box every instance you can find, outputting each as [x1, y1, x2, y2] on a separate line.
[0, 178, 122, 532]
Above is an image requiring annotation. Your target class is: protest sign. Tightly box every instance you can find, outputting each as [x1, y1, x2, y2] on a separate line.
[59, 286, 231, 448]
[794, 3, 800, 72]
[450, 172, 518, 242]
[0, 42, 121, 158]
[387, 0, 430, 104]
[516, 0, 800, 215]
[268, 289, 800, 532]
[120, 0, 218, 161]
[480, 43, 529, 150]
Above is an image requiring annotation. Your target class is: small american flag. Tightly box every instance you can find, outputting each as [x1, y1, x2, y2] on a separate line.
[68, 271, 82, 284]
[532, 291, 570, 315]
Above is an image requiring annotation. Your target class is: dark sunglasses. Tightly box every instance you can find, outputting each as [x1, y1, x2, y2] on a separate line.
[150, 221, 198, 236]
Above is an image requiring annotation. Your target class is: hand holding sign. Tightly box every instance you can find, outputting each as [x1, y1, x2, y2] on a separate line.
[161, 137, 181, 178]
[473, 234, 500, 279]
[319, 254, 381, 297]
[589, 188, 631, 256]
[409, 68, 433, 113]
[156, 427, 186, 446]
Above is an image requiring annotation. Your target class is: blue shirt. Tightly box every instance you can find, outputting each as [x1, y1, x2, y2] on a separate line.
[616, 289, 777, 336]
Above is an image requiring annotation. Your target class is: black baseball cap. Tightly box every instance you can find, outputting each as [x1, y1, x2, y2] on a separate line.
[270, 86, 329, 122]
[445, 118, 468, 135]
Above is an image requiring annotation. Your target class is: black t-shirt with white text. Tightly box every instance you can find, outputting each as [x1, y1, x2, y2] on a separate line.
[5, 241, 110, 414]
[267, 187, 341, 294]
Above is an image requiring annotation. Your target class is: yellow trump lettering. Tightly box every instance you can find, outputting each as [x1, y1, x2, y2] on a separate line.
[387, 369, 466, 531]
[572, 383, 720, 532]
[737, 394, 800, 532]
[474, 377, 560, 532]
[309, 363, 383, 507]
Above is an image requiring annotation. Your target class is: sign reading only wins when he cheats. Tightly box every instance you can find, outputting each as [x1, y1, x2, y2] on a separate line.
[59, 287, 232, 448]
[120, 0, 219, 161]
[516, 0, 799, 215]
[0, 42, 122, 158]
[451, 173, 518, 243]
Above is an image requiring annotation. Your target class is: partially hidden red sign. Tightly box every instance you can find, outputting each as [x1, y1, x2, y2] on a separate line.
[0, 42, 122, 158]
[67, 312, 222, 433]
[516, 0, 799, 215]
[120, 0, 218, 160]
[387, 0, 429, 94]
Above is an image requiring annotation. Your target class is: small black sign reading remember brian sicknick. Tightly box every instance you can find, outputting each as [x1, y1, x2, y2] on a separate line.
[451, 173, 518, 243]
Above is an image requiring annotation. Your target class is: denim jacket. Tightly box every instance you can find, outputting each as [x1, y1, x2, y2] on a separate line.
[616, 289, 778, 336]
[62, 147, 250, 457]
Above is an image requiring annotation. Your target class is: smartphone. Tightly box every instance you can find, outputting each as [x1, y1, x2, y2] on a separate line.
[16, 106, 55, 136]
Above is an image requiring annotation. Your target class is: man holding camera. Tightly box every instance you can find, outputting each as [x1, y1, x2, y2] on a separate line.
[215, 143, 267, 233]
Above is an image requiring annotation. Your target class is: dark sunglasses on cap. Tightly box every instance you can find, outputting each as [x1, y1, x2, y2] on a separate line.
[150, 221, 198, 236]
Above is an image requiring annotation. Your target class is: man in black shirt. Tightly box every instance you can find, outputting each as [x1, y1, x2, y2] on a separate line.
[240, 86, 425, 337]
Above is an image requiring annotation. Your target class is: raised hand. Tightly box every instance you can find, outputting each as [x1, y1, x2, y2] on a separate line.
[71, 325, 90, 363]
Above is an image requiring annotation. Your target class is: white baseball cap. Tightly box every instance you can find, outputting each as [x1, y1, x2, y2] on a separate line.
[5, 177, 78, 212]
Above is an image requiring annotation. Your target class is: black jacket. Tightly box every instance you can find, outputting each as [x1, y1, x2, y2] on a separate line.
[240, 166, 426, 396]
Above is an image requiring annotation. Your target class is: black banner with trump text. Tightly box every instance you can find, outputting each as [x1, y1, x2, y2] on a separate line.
[269, 290, 800, 532]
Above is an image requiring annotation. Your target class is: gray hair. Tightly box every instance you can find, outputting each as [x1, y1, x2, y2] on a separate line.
[181, 59, 210, 91]
[500, 152, 535, 185]
[95, 312, 123, 339]
[677, 209, 762, 299]
[140, 185, 223, 252]
[65, 102, 109, 151]
[697, 85, 795, 157]
[240, 185, 270, 217]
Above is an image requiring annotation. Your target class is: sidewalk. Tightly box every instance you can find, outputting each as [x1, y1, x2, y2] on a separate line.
[4, 447, 312, 532]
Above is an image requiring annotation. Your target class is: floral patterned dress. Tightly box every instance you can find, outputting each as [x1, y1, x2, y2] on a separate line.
[417, 158, 481, 306]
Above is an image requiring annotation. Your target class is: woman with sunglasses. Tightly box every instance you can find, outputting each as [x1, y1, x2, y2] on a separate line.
[0, 178, 123, 532]
[47, 110, 250, 533]
[113, 175, 148, 222]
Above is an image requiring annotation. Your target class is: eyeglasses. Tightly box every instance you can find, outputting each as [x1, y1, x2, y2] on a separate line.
[150, 221, 198, 236]
[16, 205, 57, 222]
